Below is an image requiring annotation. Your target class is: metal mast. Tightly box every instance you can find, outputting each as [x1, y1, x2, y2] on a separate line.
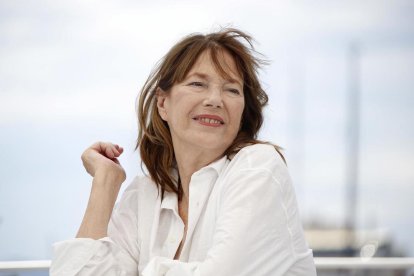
[345, 42, 361, 251]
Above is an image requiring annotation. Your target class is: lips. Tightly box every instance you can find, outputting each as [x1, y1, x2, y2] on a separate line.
[193, 114, 224, 125]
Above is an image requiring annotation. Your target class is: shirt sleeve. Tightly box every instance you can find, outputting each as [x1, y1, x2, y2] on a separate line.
[50, 179, 140, 276]
[142, 147, 316, 276]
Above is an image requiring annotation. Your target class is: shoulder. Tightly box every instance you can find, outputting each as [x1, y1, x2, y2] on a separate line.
[217, 143, 294, 195]
[218, 143, 295, 206]
[228, 143, 286, 173]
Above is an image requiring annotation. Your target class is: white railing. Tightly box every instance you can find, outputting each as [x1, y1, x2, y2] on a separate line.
[315, 257, 414, 270]
[0, 260, 51, 271]
[1, 258, 414, 271]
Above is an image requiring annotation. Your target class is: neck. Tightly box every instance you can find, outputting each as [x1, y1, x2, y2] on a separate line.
[174, 144, 223, 201]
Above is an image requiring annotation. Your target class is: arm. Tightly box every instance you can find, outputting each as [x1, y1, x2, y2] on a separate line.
[76, 169, 124, 239]
[77, 141, 126, 239]
[50, 142, 139, 276]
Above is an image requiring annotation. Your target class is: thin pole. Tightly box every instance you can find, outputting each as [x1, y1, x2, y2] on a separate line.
[345, 42, 361, 252]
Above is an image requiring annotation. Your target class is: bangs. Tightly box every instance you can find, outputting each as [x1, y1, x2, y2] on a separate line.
[170, 41, 244, 86]
[209, 46, 244, 83]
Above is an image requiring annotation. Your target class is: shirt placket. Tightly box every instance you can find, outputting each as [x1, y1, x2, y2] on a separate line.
[179, 170, 216, 259]
[164, 208, 185, 258]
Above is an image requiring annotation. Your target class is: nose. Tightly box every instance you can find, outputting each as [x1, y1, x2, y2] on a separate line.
[202, 86, 223, 108]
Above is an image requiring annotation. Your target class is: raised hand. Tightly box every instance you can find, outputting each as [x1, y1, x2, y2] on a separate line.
[81, 141, 126, 183]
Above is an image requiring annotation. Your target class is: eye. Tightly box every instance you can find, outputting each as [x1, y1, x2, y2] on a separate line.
[188, 82, 205, 87]
[227, 88, 241, 95]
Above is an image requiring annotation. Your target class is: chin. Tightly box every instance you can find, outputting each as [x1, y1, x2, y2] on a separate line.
[193, 137, 232, 152]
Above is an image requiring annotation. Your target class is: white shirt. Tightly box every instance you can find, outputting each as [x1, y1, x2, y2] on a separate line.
[51, 144, 316, 276]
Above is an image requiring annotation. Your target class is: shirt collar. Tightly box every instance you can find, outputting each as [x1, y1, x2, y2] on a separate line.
[196, 154, 228, 176]
[160, 190, 178, 212]
[160, 155, 228, 211]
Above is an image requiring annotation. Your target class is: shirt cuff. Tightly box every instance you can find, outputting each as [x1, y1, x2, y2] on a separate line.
[50, 237, 111, 276]
[142, 256, 201, 276]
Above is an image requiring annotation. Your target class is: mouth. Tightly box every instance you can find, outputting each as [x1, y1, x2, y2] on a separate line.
[193, 114, 225, 126]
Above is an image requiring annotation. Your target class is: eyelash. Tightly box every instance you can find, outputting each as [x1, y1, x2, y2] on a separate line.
[228, 88, 240, 95]
[189, 82, 205, 87]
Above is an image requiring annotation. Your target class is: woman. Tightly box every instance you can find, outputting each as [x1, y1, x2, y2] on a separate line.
[51, 28, 316, 275]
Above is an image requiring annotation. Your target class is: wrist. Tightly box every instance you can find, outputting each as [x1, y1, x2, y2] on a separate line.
[95, 165, 125, 183]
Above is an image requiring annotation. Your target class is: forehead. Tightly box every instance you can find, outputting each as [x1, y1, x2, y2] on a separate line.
[186, 50, 243, 84]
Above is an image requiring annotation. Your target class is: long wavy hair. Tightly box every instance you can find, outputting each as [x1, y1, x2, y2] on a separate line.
[136, 28, 284, 200]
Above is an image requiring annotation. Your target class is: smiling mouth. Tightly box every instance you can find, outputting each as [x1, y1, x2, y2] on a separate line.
[193, 115, 224, 126]
[196, 117, 224, 124]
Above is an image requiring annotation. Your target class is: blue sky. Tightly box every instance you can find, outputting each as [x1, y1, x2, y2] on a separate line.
[1, 0, 413, 260]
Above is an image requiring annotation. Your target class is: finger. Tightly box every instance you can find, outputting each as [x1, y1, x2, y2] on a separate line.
[112, 144, 124, 156]
[94, 142, 122, 158]
[110, 145, 124, 159]
[97, 142, 115, 158]
[113, 144, 124, 154]
[112, 146, 123, 157]
[105, 146, 115, 159]
[112, 158, 121, 165]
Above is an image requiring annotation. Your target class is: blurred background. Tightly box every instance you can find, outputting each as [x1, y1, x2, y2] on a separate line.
[1, 0, 413, 275]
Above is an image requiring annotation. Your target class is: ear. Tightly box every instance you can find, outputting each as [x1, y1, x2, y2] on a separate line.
[156, 88, 168, 121]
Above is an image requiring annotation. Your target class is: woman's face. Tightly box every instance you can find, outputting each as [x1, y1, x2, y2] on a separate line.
[157, 50, 245, 156]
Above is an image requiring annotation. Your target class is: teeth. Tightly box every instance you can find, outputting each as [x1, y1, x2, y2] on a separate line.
[199, 117, 222, 124]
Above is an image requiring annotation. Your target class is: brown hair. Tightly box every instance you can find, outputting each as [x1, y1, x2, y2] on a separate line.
[136, 28, 284, 200]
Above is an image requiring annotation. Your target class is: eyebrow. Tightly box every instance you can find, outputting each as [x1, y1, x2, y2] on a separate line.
[187, 72, 209, 81]
[186, 72, 243, 87]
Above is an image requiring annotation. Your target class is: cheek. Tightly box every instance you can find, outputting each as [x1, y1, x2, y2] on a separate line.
[168, 99, 192, 126]
[235, 101, 245, 121]
[229, 102, 245, 130]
